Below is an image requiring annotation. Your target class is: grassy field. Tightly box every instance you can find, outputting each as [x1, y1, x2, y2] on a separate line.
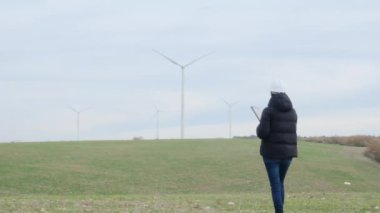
[0, 139, 379, 212]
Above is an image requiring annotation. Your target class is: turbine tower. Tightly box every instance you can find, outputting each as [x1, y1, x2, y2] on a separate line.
[154, 105, 161, 140]
[153, 49, 211, 139]
[68, 106, 90, 141]
[223, 100, 238, 138]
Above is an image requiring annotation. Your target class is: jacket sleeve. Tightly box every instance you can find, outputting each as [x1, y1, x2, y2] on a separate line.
[256, 108, 271, 139]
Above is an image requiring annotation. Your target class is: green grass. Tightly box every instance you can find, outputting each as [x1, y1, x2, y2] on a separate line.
[0, 139, 379, 212]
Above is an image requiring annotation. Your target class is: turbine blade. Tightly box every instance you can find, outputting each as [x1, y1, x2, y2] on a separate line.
[152, 49, 183, 67]
[154, 103, 159, 111]
[184, 51, 213, 68]
[222, 100, 238, 107]
[67, 106, 78, 113]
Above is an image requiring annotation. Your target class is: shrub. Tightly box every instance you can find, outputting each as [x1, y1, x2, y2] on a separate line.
[304, 135, 376, 147]
[364, 140, 380, 163]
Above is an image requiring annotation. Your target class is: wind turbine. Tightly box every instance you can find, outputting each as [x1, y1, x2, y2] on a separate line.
[223, 100, 238, 138]
[153, 49, 211, 139]
[67, 106, 91, 141]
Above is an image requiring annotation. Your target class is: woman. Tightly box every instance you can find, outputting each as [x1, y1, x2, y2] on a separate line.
[256, 80, 298, 213]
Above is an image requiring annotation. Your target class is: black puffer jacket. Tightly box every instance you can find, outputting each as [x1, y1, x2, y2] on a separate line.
[256, 93, 298, 159]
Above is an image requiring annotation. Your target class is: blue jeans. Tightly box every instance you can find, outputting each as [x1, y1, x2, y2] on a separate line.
[263, 157, 293, 213]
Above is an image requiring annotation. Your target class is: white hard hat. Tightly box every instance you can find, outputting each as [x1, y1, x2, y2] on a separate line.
[270, 80, 286, 93]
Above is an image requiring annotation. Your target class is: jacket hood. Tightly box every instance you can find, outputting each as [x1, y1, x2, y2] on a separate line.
[268, 93, 293, 112]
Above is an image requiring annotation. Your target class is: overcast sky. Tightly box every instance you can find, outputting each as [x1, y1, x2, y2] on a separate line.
[1, 0, 380, 142]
